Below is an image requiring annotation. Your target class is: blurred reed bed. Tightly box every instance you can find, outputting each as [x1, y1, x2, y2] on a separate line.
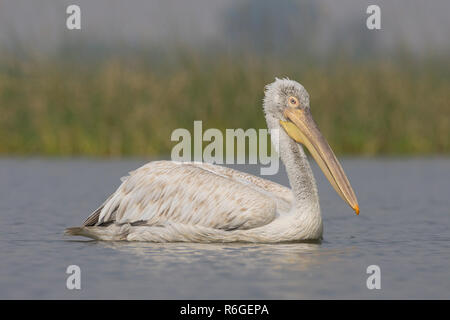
[0, 53, 449, 156]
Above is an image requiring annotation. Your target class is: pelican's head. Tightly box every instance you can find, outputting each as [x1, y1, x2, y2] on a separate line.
[263, 78, 360, 215]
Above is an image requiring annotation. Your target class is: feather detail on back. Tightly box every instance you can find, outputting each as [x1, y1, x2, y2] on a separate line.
[80, 161, 292, 232]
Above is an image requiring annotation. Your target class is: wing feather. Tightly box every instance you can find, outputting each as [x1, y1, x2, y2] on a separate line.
[83, 161, 291, 231]
[190, 162, 292, 212]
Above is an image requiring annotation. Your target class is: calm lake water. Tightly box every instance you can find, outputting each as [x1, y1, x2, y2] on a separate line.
[0, 157, 449, 299]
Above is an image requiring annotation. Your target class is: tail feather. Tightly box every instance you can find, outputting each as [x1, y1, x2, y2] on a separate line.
[64, 226, 100, 239]
[64, 224, 130, 241]
[64, 227, 84, 236]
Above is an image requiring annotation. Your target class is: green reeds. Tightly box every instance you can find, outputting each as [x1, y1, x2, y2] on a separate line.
[0, 54, 449, 156]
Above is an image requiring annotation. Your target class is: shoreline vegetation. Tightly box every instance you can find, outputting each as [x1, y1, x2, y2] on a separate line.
[0, 53, 449, 156]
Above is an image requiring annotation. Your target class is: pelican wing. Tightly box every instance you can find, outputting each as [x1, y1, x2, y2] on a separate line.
[190, 162, 292, 212]
[83, 161, 291, 231]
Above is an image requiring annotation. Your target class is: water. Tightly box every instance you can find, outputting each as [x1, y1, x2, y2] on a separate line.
[0, 157, 449, 299]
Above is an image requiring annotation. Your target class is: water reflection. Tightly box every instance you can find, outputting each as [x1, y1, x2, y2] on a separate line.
[100, 241, 356, 272]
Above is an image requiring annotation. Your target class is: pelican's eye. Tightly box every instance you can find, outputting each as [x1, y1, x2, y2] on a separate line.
[288, 96, 299, 107]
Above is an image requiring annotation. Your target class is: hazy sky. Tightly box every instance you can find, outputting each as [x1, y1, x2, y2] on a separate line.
[0, 0, 449, 56]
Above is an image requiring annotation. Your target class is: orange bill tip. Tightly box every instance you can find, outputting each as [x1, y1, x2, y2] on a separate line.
[354, 205, 360, 215]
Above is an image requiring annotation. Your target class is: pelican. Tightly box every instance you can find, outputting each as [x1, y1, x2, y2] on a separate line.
[65, 78, 359, 242]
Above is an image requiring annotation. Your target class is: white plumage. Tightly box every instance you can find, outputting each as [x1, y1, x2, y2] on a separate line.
[66, 79, 359, 242]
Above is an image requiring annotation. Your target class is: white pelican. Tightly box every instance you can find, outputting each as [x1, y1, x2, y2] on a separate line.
[65, 78, 359, 242]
